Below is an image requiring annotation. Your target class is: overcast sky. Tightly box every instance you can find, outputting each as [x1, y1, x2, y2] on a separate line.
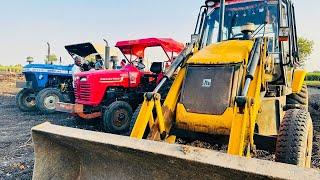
[0, 0, 319, 71]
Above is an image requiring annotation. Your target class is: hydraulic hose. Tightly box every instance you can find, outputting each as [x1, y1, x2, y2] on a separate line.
[241, 38, 262, 97]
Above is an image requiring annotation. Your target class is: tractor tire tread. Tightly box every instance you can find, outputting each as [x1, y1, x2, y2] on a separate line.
[286, 85, 308, 106]
[275, 109, 313, 167]
[103, 101, 133, 134]
[16, 88, 36, 112]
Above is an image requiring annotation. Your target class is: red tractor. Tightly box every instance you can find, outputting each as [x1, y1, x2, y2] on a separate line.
[57, 38, 184, 134]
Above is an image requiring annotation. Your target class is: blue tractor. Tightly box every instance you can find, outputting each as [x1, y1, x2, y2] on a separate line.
[16, 42, 109, 114]
[16, 63, 74, 114]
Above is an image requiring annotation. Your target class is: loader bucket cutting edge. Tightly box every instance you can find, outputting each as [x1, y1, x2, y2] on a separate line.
[31, 122, 320, 180]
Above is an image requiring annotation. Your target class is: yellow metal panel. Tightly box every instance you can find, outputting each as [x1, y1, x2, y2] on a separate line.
[292, 69, 307, 93]
[154, 97, 165, 134]
[148, 113, 155, 128]
[161, 68, 187, 132]
[165, 135, 176, 144]
[130, 100, 154, 139]
[227, 107, 248, 155]
[175, 104, 234, 135]
[256, 96, 286, 136]
[187, 40, 254, 65]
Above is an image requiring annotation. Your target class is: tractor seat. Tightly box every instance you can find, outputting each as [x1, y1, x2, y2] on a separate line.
[150, 62, 163, 74]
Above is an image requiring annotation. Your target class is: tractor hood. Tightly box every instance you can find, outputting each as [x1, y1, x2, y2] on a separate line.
[65, 43, 105, 59]
[76, 68, 127, 78]
[74, 65, 141, 87]
[188, 40, 254, 65]
[23, 64, 73, 74]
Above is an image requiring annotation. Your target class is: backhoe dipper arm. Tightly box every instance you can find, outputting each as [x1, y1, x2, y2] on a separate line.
[228, 38, 265, 156]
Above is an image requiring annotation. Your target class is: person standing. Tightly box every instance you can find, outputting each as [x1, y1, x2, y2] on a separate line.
[94, 55, 104, 70]
[71, 56, 82, 88]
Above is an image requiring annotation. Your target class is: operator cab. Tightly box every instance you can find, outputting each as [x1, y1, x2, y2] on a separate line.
[196, 0, 297, 87]
[201, 1, 279, 46]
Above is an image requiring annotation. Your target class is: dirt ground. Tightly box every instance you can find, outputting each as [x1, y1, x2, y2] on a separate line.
[0, 76, 100, 179]
[0, 75, 319, 179]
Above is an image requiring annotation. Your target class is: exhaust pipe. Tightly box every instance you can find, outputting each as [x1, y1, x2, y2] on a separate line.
[103, 39, 110, 69]
[32, 123, 320, 180]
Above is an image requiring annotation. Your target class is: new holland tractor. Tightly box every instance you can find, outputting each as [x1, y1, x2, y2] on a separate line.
[31, 0, 320, 179]
[16, 42, 108, 114]
[56, 38, 184, 134]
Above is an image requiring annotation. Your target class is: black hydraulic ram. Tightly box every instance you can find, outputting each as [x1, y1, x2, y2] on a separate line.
[152, 38, 198, 94]
[236, 38, 262, 107]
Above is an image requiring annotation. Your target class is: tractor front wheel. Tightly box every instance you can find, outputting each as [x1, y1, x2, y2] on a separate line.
[36, 88, 65, 114]
[103, 101, 133, 135]
[16, 88, 36, 112]
[275, 109, 313, 167]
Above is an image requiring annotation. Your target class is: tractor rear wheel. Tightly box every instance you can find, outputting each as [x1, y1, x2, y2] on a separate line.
[275, 109, 313, 167]
[103, 101, 133, 135]
[36, 88, 65, 114]
[16, 88, 36, 112]
[286, 85, 308, 110]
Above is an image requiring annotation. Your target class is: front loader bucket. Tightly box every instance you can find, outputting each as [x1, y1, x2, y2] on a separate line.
[32, 122, 320, 180]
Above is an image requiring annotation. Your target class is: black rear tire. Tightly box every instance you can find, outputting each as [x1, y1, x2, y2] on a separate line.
[36, 88, 65, 114]
[16, 88, 36, 112]
[103, 101, 133, 134]
[275, 109, 313, 167]
[286, 85, 308, 110]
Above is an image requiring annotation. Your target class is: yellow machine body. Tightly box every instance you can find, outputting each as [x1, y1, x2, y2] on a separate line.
[176, 40, 254, 135]
[131, 39, 267, 155]
[292, 69, 307, 93]
[187, 40, 253, 64]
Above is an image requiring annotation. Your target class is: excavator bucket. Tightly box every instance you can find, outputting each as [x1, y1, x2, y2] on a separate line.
[32, 122, 319, 180]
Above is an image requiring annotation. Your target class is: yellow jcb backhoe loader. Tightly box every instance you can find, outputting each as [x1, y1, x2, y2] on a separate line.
[31, 0, 320, 179]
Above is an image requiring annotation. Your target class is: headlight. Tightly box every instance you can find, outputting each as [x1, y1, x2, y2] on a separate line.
[80, 77, 87, 82]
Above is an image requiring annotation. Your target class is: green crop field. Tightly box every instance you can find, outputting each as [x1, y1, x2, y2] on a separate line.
[0, 65, 23, 73]
[305, 81, 320, 86]
[306, 72, 320, 81]
[305, 72, 320, 86]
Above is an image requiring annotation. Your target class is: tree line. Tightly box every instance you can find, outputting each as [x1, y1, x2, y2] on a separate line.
[0, 37, 316, 74]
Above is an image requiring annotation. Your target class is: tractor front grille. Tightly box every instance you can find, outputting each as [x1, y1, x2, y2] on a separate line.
[75, 81, 91, 102]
